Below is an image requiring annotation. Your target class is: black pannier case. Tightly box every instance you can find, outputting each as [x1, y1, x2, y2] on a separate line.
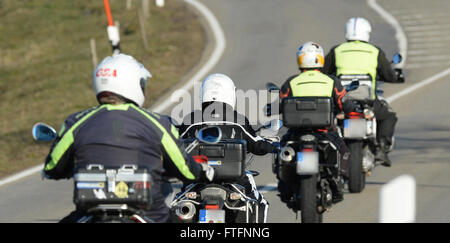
[281, 97, 333, 128]
[185, 139, 246, 181]
[73, 165, 153, 210]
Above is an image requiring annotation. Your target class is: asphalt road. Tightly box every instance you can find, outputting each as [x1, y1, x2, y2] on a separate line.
[1, 0, 449, 223]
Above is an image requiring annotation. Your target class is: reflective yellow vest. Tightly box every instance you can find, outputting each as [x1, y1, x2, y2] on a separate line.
[289, 70, 334, 97]
[334, 41, 379, 99]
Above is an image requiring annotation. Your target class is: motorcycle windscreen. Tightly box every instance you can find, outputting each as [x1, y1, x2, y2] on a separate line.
[296, 151, 319, 175]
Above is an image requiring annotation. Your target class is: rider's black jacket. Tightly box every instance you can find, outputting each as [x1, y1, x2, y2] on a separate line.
[43, 103, 203, 222]
[178, 102, 276, 155]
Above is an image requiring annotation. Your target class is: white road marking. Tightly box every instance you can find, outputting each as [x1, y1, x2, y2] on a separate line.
[407, 30, 450, 37]
[406, 61, 450, 70]
[405, 24, 450, 32]
[409, 36, 450, 43]
[0, 165, 43, 187]
[408, 54, 450, 62]
[369, 0, 450, 104]
[368, 0, 407, 68]
[402, 19, 449, 26]
[152, 0, 226, 113]
[386, 67, 450, 103]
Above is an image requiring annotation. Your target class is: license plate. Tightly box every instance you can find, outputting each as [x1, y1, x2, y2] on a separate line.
[343, 119, 366, 138]
[296, 151, 319, 175]
[199, 209, 225, 223]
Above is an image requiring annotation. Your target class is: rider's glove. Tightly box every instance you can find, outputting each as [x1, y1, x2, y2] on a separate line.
[41, 169, 51, 180]
[200, 163, 215, 182]
[272, 142, 281, 153]
[395, 68, 405, 83]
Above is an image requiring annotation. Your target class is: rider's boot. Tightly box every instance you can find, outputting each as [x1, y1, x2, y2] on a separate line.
[375, 138, 392, 167]
[331, 176, 345, 203]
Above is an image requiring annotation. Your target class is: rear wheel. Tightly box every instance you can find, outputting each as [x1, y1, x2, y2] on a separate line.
[347, 141, 366, 193]
[299, 174, 322, 223]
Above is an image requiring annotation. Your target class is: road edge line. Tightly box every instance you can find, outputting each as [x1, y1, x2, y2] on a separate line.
[152, 0, 226, 113]
[368, 0, 450, 102]
[0, 165, 42, 187]
[368, 0, 408, 68]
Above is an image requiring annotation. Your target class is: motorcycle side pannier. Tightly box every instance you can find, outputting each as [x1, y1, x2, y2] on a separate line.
[185, 139, 247, 181]
[73, 164, 153, 210]
[281, 97, 333, 128]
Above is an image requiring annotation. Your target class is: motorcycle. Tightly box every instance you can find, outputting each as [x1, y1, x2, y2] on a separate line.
[336, 53, 405, 193]
[32, 123, 220, 223]
[33, 122, 155, 223]
[265, 83, 350, 223]
[170, 123, 279, 223]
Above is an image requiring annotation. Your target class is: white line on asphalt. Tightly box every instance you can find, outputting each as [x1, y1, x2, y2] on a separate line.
[368, 0, 450, 105]
[386, 67, 450, 103]
[152, 0, 226, 113]
[368, 0, 408, 68]
[410, 36, 450, 43]
[405, 24, 450, 32]
[408, 54, 450, 62]
[0, 165, 42, 187]
[407, 30, 450, 37]
[406, 62, 450, 69]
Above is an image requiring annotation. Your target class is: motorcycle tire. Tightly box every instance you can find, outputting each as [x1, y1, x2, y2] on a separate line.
[299, 174, 322, 223]
[347, 140, 366, 193]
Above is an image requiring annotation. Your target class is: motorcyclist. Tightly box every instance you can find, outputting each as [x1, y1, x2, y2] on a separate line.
[323, 17, 403, 167]
[278, 41, 351, 203]
[178, 73, 277, 222]
[42, 54, 213, 223]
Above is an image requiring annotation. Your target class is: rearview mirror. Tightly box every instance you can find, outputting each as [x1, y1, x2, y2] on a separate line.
[196, 126, 222, 144]
[32, 123, 57, 141]
[266, 82, 280, 92]
[346, 80, 360, 92]
[392, 53, 403, 64]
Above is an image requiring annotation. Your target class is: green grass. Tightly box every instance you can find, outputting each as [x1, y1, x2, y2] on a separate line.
[0, 0, 205, 178]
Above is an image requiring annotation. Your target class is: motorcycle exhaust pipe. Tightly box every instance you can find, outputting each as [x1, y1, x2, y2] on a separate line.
[174, 201, 196, 221]
[279, 146, 296, 163]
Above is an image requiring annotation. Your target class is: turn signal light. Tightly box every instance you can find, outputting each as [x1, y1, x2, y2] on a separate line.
[230, 192, 242, 200]
[186, 192, 197, 199]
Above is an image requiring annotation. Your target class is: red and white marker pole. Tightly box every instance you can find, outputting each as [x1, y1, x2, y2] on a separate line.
[103, 0, 120, 55]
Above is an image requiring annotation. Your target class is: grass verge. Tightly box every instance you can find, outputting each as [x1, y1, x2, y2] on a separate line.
[0, 0, 205, 178]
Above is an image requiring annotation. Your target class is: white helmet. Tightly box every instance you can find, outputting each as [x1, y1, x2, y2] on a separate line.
[296, 41, 325, 69]
[93, 54, 152, 107]
[345, 17, 372, 42]
[200, 73, 236, 109]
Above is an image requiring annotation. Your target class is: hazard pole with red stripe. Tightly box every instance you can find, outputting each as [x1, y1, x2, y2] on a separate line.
[103, 0, 120, 55]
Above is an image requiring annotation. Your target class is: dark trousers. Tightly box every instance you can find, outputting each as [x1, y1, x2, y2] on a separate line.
[373, 99, 398, 145]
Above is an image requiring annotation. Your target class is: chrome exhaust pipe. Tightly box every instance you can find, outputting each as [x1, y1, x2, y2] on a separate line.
[279, 146, 296, 163]
[174, 201, 196, 221]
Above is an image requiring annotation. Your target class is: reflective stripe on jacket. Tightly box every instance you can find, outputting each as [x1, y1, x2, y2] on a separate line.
[289, 70, 334, 98]
[44, 103, 201, 182]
